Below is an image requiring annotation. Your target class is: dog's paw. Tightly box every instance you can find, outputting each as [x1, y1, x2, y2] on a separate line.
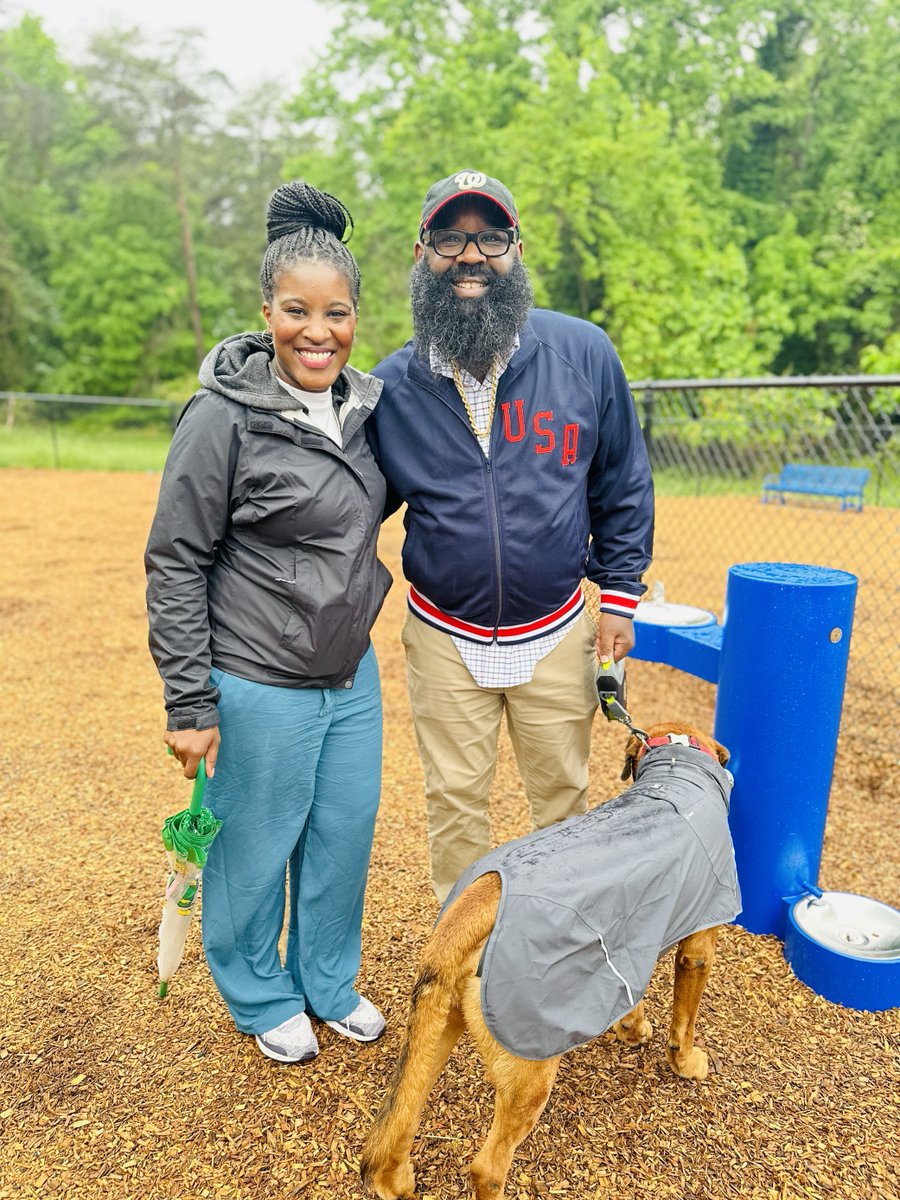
[368, 1162, 416, 1199]
[667, 1045, 709, 1081]
[612, 1014, 653, 1046]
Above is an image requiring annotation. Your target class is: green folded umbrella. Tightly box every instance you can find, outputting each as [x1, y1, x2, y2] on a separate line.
[161, 759, 222, 868]
[157, 757, 223, 998]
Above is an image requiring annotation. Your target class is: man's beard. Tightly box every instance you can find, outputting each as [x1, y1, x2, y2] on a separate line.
[410, 255, 534, 379]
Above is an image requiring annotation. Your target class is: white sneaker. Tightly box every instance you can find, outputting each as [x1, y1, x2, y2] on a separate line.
[325, 995, 385, 1042]
[255, 1012, 319, 1063]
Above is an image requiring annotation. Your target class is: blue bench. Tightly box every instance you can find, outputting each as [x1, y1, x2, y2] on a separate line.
[761, 464, 870, 511]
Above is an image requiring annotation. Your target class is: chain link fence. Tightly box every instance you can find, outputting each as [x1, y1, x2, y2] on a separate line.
[627, 376, 899, 732]
[4, 377, 898, 728]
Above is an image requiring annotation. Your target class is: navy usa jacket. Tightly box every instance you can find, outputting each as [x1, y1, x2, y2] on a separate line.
[366, 309, 654, 633]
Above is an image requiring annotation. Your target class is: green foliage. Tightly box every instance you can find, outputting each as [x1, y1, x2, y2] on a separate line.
[47, 171, 189, 394]
[0, 16, 75, 387]
[0, 0, 897, 399]
[507, 42, 763, 378]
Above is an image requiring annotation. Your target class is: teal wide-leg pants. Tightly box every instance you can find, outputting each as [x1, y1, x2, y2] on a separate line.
[200, 645, 382, 1035]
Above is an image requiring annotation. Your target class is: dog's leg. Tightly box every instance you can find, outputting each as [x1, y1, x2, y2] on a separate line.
[666, 927, 719, 1081]
[361, 980, 465, 1199]
[470, 1053, 560, 1199]
[611, 1000, 653, 1046]
[361, 875, 502, 1199]
[462, 978, 561, 1200]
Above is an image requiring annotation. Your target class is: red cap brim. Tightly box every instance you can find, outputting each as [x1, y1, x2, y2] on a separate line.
[422, 191, 517, 231]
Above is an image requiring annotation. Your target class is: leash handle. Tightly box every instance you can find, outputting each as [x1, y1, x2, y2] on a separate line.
[595, 659, 649, 745]
[595, 657, 628, 721]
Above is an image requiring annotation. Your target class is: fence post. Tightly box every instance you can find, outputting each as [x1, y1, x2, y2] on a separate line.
[48, 407, 60, 469]
[640, 387, 654, 464]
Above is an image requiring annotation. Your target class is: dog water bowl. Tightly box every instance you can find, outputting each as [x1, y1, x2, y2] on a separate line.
[783, 891, 900, 1011]
[634, 601, 717, 628]
[632, 602, 721, 681]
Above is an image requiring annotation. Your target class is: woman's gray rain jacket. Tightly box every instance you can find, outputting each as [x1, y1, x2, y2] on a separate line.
[440, 743, 741, 1060]
[145, 332, 392, 731]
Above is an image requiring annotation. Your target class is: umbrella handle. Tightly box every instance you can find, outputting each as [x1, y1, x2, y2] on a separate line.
[188, 759, 207, 815]
[166, 748, 208, 814]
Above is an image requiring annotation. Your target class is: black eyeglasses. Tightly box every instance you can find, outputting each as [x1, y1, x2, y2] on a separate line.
[422, 228, 517, 258]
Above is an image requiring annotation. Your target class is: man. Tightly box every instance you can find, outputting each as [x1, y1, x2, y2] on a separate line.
[367, 169, 654, 902]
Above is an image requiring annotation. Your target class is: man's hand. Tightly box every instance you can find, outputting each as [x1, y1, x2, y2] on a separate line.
[594, 612, 635, 666]
[165, 727, 221, 779]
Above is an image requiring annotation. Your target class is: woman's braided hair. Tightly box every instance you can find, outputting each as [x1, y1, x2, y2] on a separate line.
[260, 181, 360, 307]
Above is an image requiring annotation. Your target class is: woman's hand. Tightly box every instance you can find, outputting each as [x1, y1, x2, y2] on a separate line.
[165, 727, 221, 779]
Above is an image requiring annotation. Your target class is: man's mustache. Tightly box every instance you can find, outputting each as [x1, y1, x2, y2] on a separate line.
[446, 263, 491, 286]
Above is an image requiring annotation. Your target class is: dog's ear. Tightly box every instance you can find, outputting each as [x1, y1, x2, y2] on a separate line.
[621, 734, 642, 781]
[713, 739, 730, 767]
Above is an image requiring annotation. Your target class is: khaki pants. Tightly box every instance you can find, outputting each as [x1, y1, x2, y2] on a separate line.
[402, 610, 599, 902]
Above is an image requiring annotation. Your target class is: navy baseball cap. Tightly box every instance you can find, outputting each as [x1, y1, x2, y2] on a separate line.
[420, 170, 519, 233]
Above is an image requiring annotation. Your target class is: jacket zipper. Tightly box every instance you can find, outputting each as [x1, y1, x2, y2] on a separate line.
[484, 461, 503, 639]
[416, 373, 505, 639]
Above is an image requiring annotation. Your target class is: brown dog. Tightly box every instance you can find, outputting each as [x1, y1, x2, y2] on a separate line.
[362, 723, 735, 1200]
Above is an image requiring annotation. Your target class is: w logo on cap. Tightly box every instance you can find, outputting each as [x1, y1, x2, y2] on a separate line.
[454, 171, 487, 189]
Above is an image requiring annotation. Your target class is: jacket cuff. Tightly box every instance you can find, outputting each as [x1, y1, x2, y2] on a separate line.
[599, 589, 639, 618]
[166, 708, 220, 732]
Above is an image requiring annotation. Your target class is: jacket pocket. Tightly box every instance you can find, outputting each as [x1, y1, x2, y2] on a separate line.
[274, 549, 314, 658]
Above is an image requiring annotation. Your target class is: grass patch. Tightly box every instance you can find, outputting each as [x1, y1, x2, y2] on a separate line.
[0, 425, 172, 471]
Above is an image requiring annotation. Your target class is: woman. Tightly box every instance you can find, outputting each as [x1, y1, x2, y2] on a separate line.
[145, 181, 391, 1063]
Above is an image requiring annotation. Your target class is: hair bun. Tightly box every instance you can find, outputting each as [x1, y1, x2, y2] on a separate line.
[266, 180, 354, 245]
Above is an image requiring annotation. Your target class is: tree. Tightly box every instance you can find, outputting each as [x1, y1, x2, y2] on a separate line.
[76, 27, 235, 372]
[0, 15, 83, 387]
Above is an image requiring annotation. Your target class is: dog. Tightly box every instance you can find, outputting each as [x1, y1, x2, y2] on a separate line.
[362, 722, 739, 1200]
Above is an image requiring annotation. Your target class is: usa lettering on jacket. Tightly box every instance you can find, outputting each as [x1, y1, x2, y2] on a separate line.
[500, 399, 579, 466]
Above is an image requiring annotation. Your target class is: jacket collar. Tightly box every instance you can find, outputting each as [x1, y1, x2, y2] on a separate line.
[639, 733, 719, 763]
[633, 738, 734, 808]
[338, 364, 384, 441]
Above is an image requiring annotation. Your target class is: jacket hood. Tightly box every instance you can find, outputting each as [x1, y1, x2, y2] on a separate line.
[198, 331, 383, 419]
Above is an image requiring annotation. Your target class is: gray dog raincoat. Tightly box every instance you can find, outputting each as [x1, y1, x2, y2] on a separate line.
[439, 741, 741, 1060]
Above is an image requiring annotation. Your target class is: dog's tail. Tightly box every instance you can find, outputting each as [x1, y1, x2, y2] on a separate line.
[361, 873, 501, 1194]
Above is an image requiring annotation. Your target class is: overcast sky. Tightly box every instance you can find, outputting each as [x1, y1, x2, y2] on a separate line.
[4, 0, 340, 90]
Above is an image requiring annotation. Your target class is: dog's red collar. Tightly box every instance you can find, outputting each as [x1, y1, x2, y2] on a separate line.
[639, 734, 718, 761]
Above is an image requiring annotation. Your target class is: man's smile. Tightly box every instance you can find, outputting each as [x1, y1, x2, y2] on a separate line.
[448, 266, 491, 300]
[452, 279, 489, 298]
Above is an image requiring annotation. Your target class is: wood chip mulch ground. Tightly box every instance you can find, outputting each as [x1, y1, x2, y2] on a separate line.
[1, 470, 897, 1200]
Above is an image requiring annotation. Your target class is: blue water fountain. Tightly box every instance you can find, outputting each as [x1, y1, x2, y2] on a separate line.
[630, 563, 900, 1012]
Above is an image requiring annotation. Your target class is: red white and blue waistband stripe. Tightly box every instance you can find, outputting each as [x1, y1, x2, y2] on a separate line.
[408, 585, 585, 645]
